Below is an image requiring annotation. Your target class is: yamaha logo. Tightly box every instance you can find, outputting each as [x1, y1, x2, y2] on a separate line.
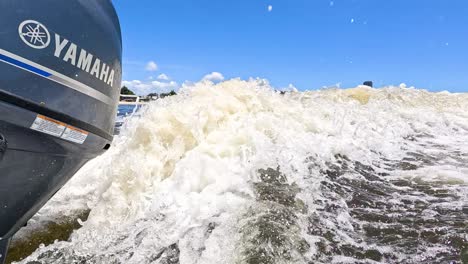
[18, 20, 51, 49]
[15, 19, 117, 88]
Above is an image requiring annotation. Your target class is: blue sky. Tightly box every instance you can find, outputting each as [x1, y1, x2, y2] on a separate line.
[113, 0, 468, 94]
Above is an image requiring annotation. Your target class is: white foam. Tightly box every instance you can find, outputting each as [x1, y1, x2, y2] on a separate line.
[18, 79, 468, 263]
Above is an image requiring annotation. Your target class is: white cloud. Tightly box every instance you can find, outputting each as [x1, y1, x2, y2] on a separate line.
[202, 72, 225, 82]
[157, 73, 170, 81]
[145, 61, 158, 71]
[151, 80, 178, 90]
[122, 79, 178, 95]
[268, 5, 273, 12]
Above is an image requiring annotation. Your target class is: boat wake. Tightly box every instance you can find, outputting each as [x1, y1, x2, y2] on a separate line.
[14, 79, 468, 264]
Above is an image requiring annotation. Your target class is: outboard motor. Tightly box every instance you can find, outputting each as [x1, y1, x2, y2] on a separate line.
[0, 1, 122, 262]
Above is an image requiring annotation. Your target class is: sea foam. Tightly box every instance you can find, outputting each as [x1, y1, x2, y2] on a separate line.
[16, 79, 468, 264]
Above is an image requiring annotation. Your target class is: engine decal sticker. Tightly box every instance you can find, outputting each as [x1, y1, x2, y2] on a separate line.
[60, 126, 88, 144]
[30, 114, 88, 144]
[30, 114, 66, 138]
[0, 48, 114, 105]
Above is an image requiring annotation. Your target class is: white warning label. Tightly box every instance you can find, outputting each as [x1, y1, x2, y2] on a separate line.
[31, 115, 66, 137]
[30, 114, 89, 144]
[61, 126, 88, 144]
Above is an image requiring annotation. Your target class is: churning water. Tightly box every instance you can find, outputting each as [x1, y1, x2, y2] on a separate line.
[15, 80, 468, 263]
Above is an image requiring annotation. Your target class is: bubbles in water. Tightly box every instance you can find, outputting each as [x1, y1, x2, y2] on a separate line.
[14, 79, 468, 264]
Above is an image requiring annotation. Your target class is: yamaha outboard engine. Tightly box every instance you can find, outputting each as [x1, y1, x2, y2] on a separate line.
[0, 1, 122, 262]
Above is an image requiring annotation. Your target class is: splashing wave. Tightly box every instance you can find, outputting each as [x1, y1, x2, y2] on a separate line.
[16, 79, 468, 264]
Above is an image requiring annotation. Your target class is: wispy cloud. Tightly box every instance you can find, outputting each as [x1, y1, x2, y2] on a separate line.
[151, 80, 178, 90]
[157, 73, 170, 81]
[145, 61, 158, 71]
[202, 72, 225, 82]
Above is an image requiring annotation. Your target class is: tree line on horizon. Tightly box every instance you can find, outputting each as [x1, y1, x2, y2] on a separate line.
[120, 86, 177, 98]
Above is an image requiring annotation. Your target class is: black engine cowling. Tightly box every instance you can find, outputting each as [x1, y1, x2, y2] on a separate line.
[0, 1, 122, 258]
